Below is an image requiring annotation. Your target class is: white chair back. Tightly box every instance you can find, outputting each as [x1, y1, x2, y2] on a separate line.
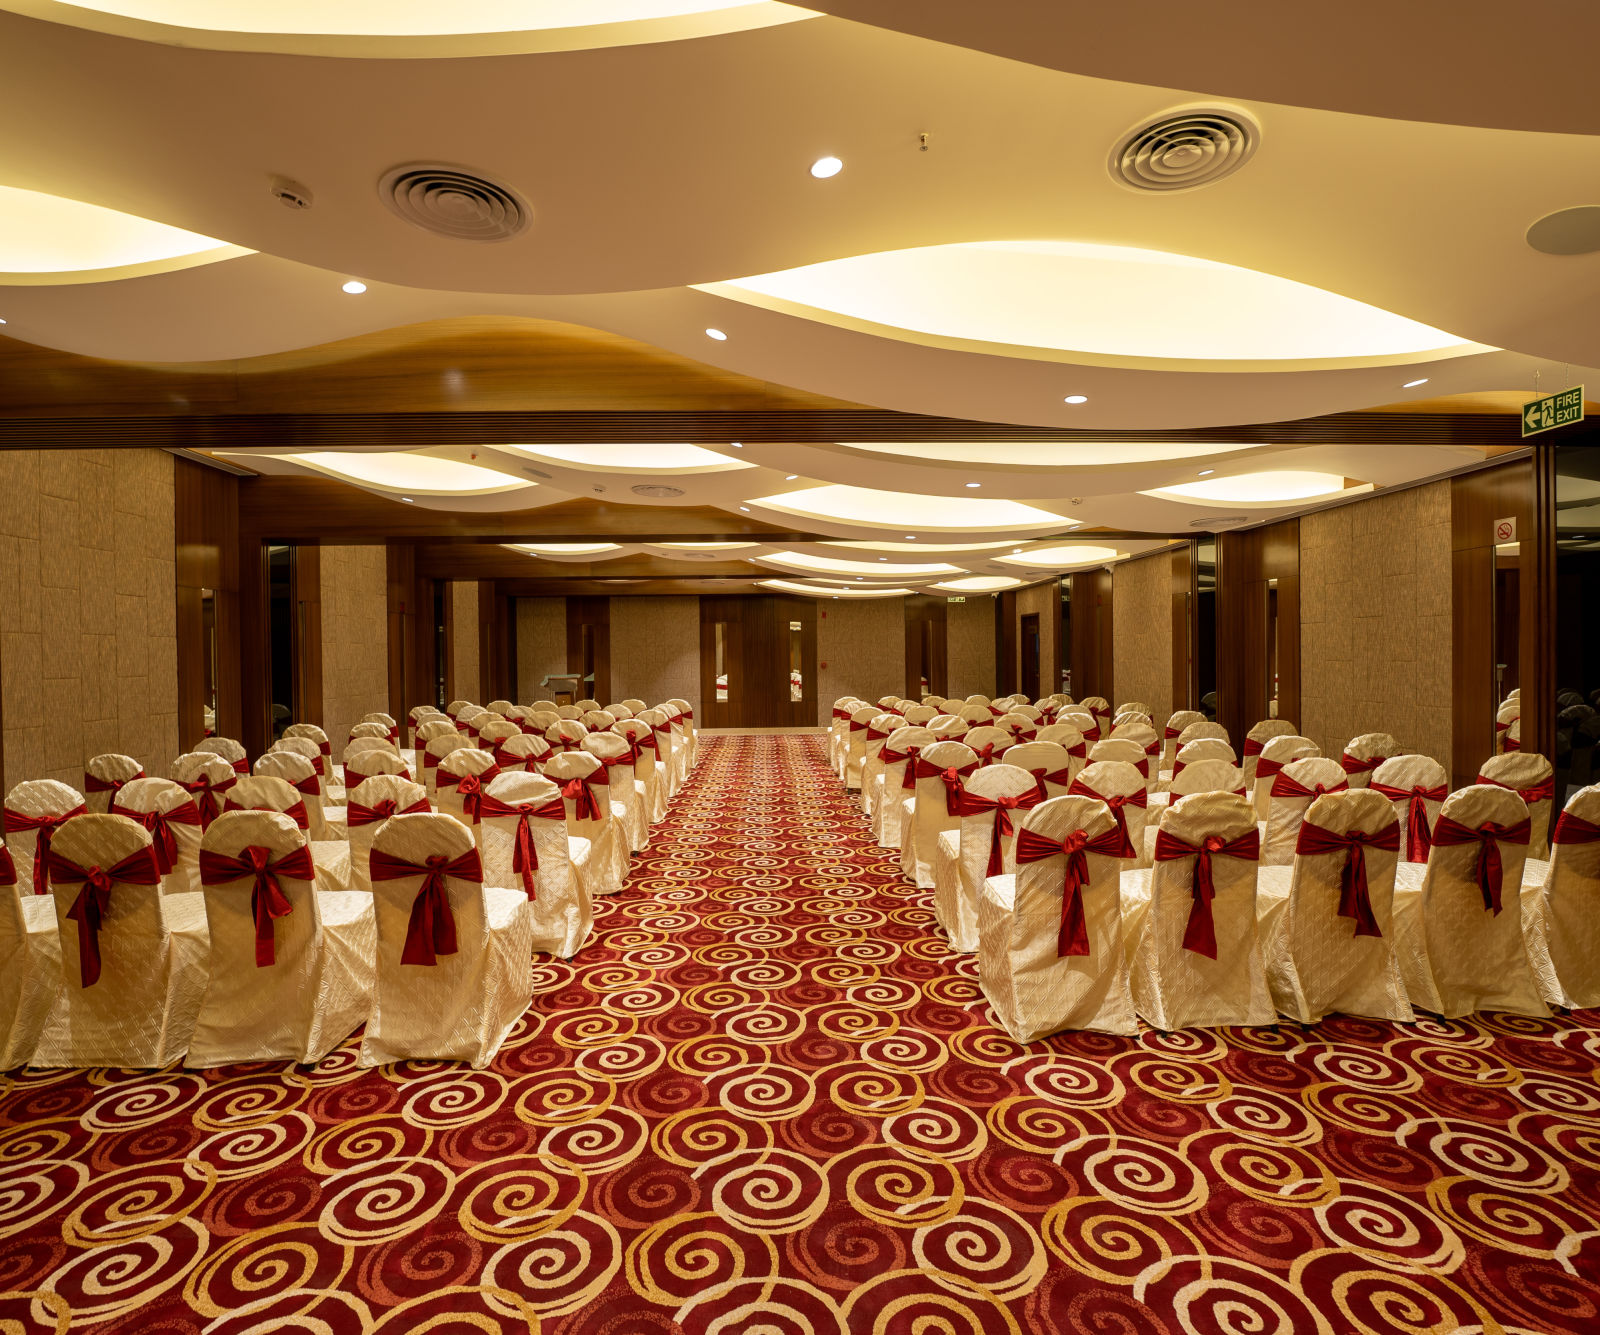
[110, 776, 204, 895]
[1479, 751, 1556, 861]
[346, 774, 430, 893]
[1340, 732, 1400, 789]
[1371, 754, 1450, 863]
[84, 753, 144, 814]
[1261, 756, 1349, 865]
[1251, 734, 1320, 818]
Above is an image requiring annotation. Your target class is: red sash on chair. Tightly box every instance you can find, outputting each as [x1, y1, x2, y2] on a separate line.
[228, 756, 250, 775]
[1027, 766, 1073, 805]
[1339, 752, 1388, 777]
[0, 843, 13, 887]
[1015, 824, 1130, 956]
[110, 800, 202, 875]
[369, 847, 482, 965]
[46, 844, 161, 985]
[560, 773, 609, 822]
[1067, 779, 1145, 858]
[955, 787, 1042, 876]
[969, 741, 1003, 769]
[1294, 820, 1400, 937]
[1476, 774, 1556, 804]
[1553, 811, 1600, 845]
[1269, 771, 1349, 801]
[477, 792, 568, 898]
[440, 766, 502, 824]
[1253, 756, 1292, 786]
[347, 795, 431, 827]
[4, 804, 88, 894]
[1242, 737, 1265, 759]
[287, 772, 322, 799]
[1429, 816, 1531, 913]
[224, 796, 309, 831]
[879, 745, 920, 790]
[910, 759, 980, 816]
[84, 768, 143, 798]
[177, 772, 236, 829]
[198, 844, 314, 965]
[1369, 780, 1447, 862]
[1152, 827, 1261, 959]
[1164, 725, 1184, 743]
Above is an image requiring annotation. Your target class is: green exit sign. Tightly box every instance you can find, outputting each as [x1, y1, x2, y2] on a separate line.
[1522, 385, 1584, 437]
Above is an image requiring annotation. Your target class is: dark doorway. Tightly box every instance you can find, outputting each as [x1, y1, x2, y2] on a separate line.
[1021, 612, 1041, 699]
[700, 595, 817, 728]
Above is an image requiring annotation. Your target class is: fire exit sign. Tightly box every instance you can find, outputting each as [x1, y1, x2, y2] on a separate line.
[1522, 385, 1584, 437]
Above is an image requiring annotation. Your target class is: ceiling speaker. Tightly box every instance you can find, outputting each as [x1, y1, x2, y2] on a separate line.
[378, 163, 530, 241]
[1111, 108, 1259, 192]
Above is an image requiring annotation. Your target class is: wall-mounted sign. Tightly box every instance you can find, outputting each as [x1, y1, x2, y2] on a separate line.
[1521, 385, 1584, 437]
[946, 596, 966, 603]
[1494, 516, 1517, 543]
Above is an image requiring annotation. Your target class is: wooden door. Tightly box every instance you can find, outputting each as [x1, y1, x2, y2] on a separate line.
[1020, 612, 1041, 699]
[700, 595, 816, 727]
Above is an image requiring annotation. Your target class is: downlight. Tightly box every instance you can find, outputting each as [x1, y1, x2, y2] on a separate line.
[1112, 107, 1260, 192]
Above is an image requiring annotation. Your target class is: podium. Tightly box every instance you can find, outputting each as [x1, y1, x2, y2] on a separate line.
[542, 673, 583, 706]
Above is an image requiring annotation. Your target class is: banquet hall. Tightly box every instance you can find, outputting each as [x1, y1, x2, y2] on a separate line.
[2, 3, 1600, 1332]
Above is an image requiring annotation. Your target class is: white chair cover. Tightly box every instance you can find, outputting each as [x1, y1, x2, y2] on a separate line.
[188, 810, 375, 1067]
[1340, 731, 1400, 789]
[956, 703, 993, 728]
[1161, 710, 1206, 767]
[619, 697, 648, 714]
[582, 710, 618, 734]
[1522, 785, 1600, 1009]
[925, 715, 969, 741]
[1261, 756, 1350, 866]
[196, 736, 249, 777]
[1391, 785, 1548, 1018]
[83, 752, 144, 815]
[857, 714, 901, 818]
[1250, 734, 1320, 818]
[445, 698, 475, 722]
[995, 711, 1038, 742]
[964, 725, 1013, 769]
[843, 706, 880, 790]
[406, 707, 443, 750]
[254, 749, 333, 841]
[349, 721, 391, 744]
[1035, 724, 1089, 783]
[575, 698, 602, 713]
[1070, 760, 1149, 876]
[1255, 789, 1413, 1023]
[829, 697, 863, 772]
[659, 704, 691, 791]
[1243, 719, 1298, 788]
[344, 746, 411, 790]
[0, 838, 60, 1069]
[360, 812, 534, 1068]
[274, 735, 327, 785]
[1479, 751, 1555, 862]
[1089, 738, 1152, 791]
[485, 699, 516, 717]
[1143, 758, 1247, 860]
[978, 795, 1137, 1040]
[434, 747, 502, 847]
[284, 722, 332, 767]
[603, 702, 636, 721]
[634, 710, 673, 817]
[545, 750, 629, 895]
[1120, 792, 1275, 1030]
[346, 774, 431, 894]
[1002, 742, 1074, 806]
[1371, 754, 1449, 864]
[31, 814, 209, 1068]
[423, 733, 471, 798]
[480, 771, 593, 958]
[4, 779, 89, 898]
[227, 775, 350, 892]
[874, 726, 934, 851]
[932, 763, 1040, 952]
[613, 718, 663, 826]
[900, 740, 978, 888]
[1496, 699, 1521, 754]
[493, 732, 551, 775]
[584, 731, 649, 853]
[1178, 721, 1230, 749]
[477, 718, 523, 758]
[111, 777, 205, 896]
[170, 752, 238, 834]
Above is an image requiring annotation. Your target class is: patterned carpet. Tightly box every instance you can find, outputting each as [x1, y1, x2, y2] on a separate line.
[4, 732, 1600, 1333]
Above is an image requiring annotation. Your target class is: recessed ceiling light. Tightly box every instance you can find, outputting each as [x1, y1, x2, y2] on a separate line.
[0, 317, 7, 325]
[342, 280, 367, 294]
[706, 328, 727, 341]
[965, 482, 981, 488]
[878, 557, 888, 561]
[1197, 469, 1215, 476]
[729, 442, 742, 448]
[1063, 395, 1088, 405]
[1146, 470, 1360, 503]
[810, 156, 844, 179]
[739, 506, 750, 511]
[785, 474, 799, 480]
[904, 535, 916, 540]
[1403, 378, 1429, 387]
[401, 496, 414, 503]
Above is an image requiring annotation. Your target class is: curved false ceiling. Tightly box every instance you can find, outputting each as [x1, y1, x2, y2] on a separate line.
[0, 184, 244, 280]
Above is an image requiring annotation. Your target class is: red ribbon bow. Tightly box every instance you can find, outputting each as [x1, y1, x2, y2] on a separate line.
[0, 843, 14, 886]
[1553, 811, 1600, 845]
[47, 844, 161, 985]
[1152, 827, 1261, 959]
[1430, 816, 1531, 914]
[1016, 824, 1130, 956]
[84, 768, 143, 795]
[1369, 780, 1448, 862]
[4, 804, 88, 894]
[346, 795, 432, 827]
[561, 774, 608, 822]
[1476, 774, 1556, 804]
[1254, 756, 1288, 782]
[177, 772, 235, 828]
[1243, 737, 1265, 758]
[224, 796, 309, 831]
[1028, 766, 1073, 804]
[1339, 752, 1388, 775]
[1164, 725, 1183, 740]
[1294, 819, 1400, 938]
[879, 745, 920, 789]
[109, 800, 202, 875]
[1067, 779, 1145, 858]
[198, 844, 313, 966]
[956, 787, 1043, 875]
[369, 847, 482, 965]
[1269, 771, 1349, 801]
[477, 792, 568, 898]
[442, 765, 502, 823]
[288, 773, 322, 798]
[970, 741, 1001, 768]
[228, 757, 250, 775]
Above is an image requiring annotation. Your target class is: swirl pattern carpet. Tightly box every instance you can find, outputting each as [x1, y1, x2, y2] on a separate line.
[3, 732, 1600, 1332]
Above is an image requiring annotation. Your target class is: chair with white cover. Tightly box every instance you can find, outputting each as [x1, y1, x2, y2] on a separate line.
[492, 733, 551, 776]
[457, 706, 490, 743]
[1260, 757, 1350, 866]
[857, 714, 901, 817]
[5, 779, 90, 899]
[545, 750, 629, 895]
[1116, 701, 1153, 724]
[1370, 754, 1450, 865]
[635, 709, 675, 810]
[1068, 760, 1148, 869]
[874, 726, 934, 851]
[83, 753, 144, 814]
[546, 717, 590, 756]
[584, 730, 649, 853]
[1170, 738, 1236, 778]
[1340, 732, 1400, 789]
[977, 795, 1138, 1041]
[659, 703, 692, 791]
[996, 712, 1039, 744]
[582, 710, 618, 735]
[1177, 720, 1230, 751]
[360, 812, 533, 1068]
[1120, 792, 1275, 1030]
[1088, 738, 1152, 790]
[285, 722, 333, 769]
[604, 702, 636, 721]
[478, 771, 593, 958]
[964, 725, 1013, 770]
[1254, 788, 1412, 1023]
[933, 763, 1041, 952]
[485, 699, 516, 717]
[901, 704, 937, 728]
[1059, 709, 1101, 745]
[274, 736, 328, 789]
[900, 740, 979, 888]
[1496, 698, 1521, 754]
[0, 839, 59, 1069]
[188, 810, 375, 1067]
[843, 706, 881, 791]
[1503, 717, 1523, 755]
[434, 747, 502, 844]
[362, 711, 399, 744]
[926, 714, 969, 742]
[477, 717, 523, 760]
[345, 775, 431, 894]
[170, 752, 237, 832]
[1161, 710, 1205, 769]
[407, 707, 443, 751]
[1144, 759, 1249, 863]
[616, 697, 646, 714]
[196, 736, 249, 776]
[1035, 724, 1089, 783]
[956, 703, 994, 729]
[1010, 703, 1044, 724]
[614, 718, 665, 825]
[111, 777, 205, 895]
[1390, 785, 1546, 1018]
[829, 697, 864, 772]
[575, 698, 602, 713]
[445, 698, 475, 724]
[254, 749, 333, 841]
[1111, 721, 1161, 773]
[1243, 719, 1298, 789]
[415, 717, 458, 752]
[665, 698, 698, 765]
[1003, 741, 1075, 806]
[30, 814, 209, 1068]
[1479, 751, 1556, 862]
[344, 745, 411, 796]
[349, 720, 392, 747]
[1250, 735, 1320, 818]
[1078, 696, 1112, 736]
[422, 732, 471, 798]
[1522, 785, 1600, 1009]
[227, 775, 350, 892]
[963, 694, 992, 708]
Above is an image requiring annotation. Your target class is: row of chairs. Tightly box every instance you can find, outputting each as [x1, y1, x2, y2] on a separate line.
[828, 689, 1587, 1041]
[0, 696, 701, 1071]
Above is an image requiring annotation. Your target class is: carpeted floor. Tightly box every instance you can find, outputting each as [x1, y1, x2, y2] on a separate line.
[4, 732, 1600, 1332]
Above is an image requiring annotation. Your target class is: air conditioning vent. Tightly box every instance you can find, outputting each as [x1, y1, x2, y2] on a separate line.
[1188, 515, 1250, 529]
[631, 484, 685, 499]
[378, 163, 530, 241]
[1111, 108, 1259, 192]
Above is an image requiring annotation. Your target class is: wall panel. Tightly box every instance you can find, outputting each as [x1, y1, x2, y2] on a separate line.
[451, 580, 480, 703]
[611, 596, 701, 709]
[517, 597, 567, 701]
[947, 598, 996, 699]
[1113, 551, 1176, 720]
[175, 457, 240, 752]
[320, 545, 389, 750]
[1015, 582, 1058, 699]
[817, 599, 905, 724]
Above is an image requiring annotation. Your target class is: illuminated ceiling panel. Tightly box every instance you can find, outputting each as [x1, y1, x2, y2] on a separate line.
[818, 539, 1024, 553]
[759, 580, 916, 598]
[506, 542, 622, 554]
[931, 575, 1024, 592]
[276, 451, 530, 493]
[712, 241, 1485, 361]
[997, 543, 1121, 568]
[503, 444, 752, 471]
[1144, 470, 1361, 503]
[749, 485, 1067, 530]
[0, 184, 233, 273]
[837, 442, 1274, 467]
[653, 541, 761, 550]
[758, 550, 964, 577]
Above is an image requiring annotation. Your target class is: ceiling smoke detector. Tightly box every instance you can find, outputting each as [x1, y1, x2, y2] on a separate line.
[378, 163, 530, 241]
[1188, 515, 1250, 529]
[631, 483, 685, 499]
[1111, 107, 1259, 192]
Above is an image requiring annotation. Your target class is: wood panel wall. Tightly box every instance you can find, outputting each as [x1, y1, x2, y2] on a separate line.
[1215, 520, 1300, 744]
[904, 595, 949, 699]
[566, 596, 612, 704]
[1172, 546, 1194, 713]
[174, 458, 241, 752]
[1069, 570, 1114, 703]
[699, 594, 816, 728]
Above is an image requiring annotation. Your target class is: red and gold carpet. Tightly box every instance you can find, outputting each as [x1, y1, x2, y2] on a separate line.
[3, 732, 1600, 1332]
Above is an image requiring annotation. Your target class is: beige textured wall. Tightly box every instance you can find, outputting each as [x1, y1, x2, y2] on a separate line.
[516, 597, 567, 702]
[320, 545, 388, 749]
[817, 599, 906, 724]
[0, 449, 178, 787]
[451, 581, 480, 703]
[947, 597, 995, 698]
[1015, 581, 1058, 698]
[611, 596, 700, 709]
[1300, 481, 1452, 765]
[1112, 552, 1174, 720]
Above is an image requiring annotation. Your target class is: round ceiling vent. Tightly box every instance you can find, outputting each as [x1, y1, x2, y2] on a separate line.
[1526, 205, 1600, 256]
[631, 483, 685, 499]
[378, 163, 530, 242]
[1111, 108, 1260, 192]
[1188, 515, 1250, 529]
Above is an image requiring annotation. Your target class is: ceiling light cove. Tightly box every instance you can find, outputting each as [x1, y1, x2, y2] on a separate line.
[932, 575, 1024, 592]
[837, 442, 1272, 467]
[1144, 470, 1366, 504]
[757, 551, 964, 578]
[747, 484, 1069, 533]
[759, 580, 916, 599]
[506, 542, 623, 555]
[702, 241, 1487, 363]
[996, 543, 1120, 569]
[653, 541, 759, 550]
[269, 451, 532, 495]
[0, 184, 245, 278]
[810, 156, 844, 179]
[501, 444, 752, 472]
